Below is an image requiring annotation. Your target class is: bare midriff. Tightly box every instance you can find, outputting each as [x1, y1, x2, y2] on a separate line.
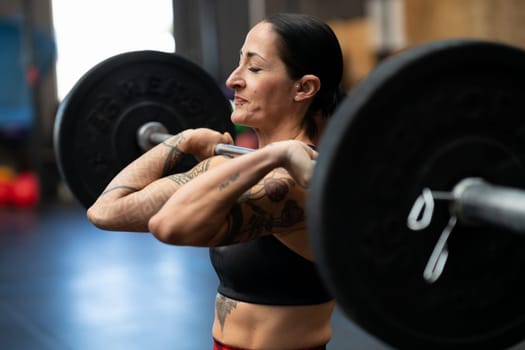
[212, 294, 335, 350]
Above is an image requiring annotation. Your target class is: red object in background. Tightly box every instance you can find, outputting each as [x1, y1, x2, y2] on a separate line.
[11, 172, 40, 208]
[26, 65, 41, 87]
[0, 182, 12, 206]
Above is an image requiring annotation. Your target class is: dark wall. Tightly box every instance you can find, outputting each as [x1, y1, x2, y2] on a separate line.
[172, 0, 364, 86]
[172, 0, 249, 87]
[215, 0, 251, 88]
[266, 0, 365, 19]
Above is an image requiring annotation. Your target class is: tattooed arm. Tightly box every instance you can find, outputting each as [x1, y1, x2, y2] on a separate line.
[86, 128, 233, 232]
[148, 139, 317, 246]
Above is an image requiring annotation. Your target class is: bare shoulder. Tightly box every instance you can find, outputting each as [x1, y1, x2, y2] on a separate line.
[234, 167, 308, 242]
[242, 167, 306, 202]
[251, 168, 313, 259]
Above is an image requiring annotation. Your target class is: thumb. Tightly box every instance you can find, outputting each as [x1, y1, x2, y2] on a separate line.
[223, 132, 234, 145]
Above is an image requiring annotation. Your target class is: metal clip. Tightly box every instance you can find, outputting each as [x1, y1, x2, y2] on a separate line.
[407, 188, 435, 231]
[407, 188, 456, 283]
[423, 216, 457, 283]
[407, 188, 454, 230]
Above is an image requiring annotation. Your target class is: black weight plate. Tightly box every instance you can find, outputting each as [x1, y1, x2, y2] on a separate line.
[308, 39, 525, 349]
[54, 51, 234, 208]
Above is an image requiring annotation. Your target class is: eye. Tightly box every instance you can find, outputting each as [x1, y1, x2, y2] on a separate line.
[248, 66, 262, 73]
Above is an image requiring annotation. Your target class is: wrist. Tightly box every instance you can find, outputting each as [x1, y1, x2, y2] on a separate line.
[260, 143, 287, 168]
[173, 129, 194, 154]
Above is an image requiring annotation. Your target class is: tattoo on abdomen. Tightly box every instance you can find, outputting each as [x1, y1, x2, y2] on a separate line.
[216, 294, 238, 332]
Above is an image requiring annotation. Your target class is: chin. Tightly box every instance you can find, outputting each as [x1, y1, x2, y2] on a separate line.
[231, 113, 248, 126]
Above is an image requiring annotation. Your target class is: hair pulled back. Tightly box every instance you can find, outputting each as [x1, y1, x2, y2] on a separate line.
[264, 13, 344, 140]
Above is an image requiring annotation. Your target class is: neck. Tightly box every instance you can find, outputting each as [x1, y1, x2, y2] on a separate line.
[255, 127, 311, 148]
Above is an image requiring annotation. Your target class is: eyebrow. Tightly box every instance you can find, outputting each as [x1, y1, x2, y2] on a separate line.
[240, 49, 268, 62]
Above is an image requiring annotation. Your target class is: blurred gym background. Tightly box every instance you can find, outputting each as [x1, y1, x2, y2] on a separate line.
[1, 1, 525, 349]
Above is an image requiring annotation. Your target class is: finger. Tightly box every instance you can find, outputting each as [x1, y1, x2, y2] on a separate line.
[223, 132, 234, 144]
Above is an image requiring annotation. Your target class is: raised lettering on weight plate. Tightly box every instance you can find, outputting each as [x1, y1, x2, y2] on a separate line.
[87, 96, 122, 134]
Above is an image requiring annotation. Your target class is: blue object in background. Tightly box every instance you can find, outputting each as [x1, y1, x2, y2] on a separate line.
[0, 16, 56, 138]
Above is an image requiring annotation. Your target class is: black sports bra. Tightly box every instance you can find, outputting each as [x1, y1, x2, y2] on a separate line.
[209, 235, 333, 305]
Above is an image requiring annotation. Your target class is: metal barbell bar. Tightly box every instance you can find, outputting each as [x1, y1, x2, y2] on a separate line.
[137, 121, 257, 157]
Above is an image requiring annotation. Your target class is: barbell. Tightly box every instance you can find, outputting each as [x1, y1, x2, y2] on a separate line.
[136, 121, 256, 156]
[53, 39, 525, 349]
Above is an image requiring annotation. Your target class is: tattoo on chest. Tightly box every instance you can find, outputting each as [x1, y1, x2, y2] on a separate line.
[220, 200, 305, 242]
[245, 200, 304, 238]
[216, 294, 238, 332]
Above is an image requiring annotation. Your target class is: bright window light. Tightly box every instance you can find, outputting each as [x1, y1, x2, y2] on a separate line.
[51, 0, 175, 100]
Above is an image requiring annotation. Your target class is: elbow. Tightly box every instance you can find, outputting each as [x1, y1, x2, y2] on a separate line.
[148, 209, 212, 246]
[148, 212, 188, 245]
[86, 205, 107, 229]
[148, 214, 167, 242]
[86, 203, 123, 231]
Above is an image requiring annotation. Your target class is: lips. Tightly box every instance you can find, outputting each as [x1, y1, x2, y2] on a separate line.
[234, 96, 248, 105]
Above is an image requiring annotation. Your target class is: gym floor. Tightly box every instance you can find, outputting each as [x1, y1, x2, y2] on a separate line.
[0, 201, 391, 350]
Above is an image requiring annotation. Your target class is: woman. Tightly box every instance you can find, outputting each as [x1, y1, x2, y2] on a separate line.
[87, 13, 343, 350]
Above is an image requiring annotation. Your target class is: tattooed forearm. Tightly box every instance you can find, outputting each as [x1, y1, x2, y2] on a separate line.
[101, 185, 139, 196]
[219, 173, 240, 191]
[215, 294, 238, 332]
[168, 174, 192, 186]
[161, 134, 186, 175]
[186, 158, 212, 177]
[162, 147, 184, 175]
[167, 158, 212, 185]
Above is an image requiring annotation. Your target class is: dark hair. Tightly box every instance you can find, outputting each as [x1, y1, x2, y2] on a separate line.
[264, 13, 343, 140]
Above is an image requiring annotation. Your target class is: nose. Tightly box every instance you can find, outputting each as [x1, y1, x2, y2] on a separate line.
[226, 67, 244, 90]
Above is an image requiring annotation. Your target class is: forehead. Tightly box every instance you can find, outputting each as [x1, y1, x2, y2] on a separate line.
[242, 21, 281, 58]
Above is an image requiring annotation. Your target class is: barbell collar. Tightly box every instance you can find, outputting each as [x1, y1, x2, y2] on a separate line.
[452, 177, 525, 234]
[137, 122, 169, 151]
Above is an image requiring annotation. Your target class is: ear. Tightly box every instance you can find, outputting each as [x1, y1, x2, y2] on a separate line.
[294, 75, 321, 102]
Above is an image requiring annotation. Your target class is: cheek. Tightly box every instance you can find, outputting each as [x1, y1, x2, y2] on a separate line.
[252, 86, 276, 106]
